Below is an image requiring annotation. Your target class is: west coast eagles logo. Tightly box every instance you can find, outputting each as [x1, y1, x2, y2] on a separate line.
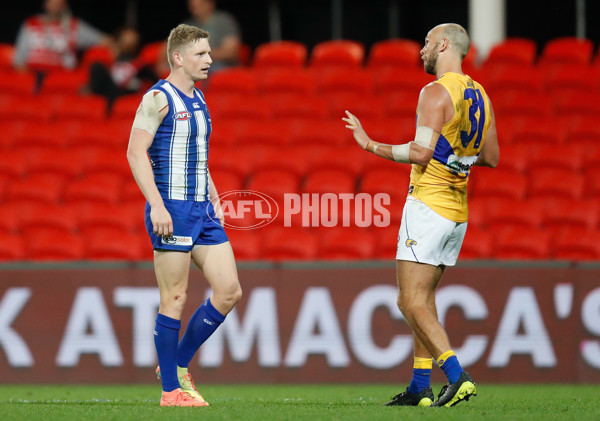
[405, 239, 417, 248]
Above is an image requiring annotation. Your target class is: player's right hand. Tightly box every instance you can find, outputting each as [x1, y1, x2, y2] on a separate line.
[150, 205, 173, 237]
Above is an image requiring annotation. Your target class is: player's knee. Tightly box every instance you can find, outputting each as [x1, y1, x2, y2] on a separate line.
[215, 282, 242, 312]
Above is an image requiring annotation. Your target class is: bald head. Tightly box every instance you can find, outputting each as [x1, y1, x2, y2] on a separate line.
[433, 23, 470, 59]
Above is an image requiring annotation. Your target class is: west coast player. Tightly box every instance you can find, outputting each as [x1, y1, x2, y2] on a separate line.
[343, 23, 499, 407]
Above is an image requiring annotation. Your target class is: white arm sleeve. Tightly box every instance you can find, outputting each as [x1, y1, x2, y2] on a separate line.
[131, 90, 169, 136]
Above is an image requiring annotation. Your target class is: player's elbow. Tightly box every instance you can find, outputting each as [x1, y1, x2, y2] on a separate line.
[410, 147, 433, 167]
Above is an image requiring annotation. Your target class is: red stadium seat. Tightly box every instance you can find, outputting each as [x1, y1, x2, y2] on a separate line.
[63, 173, 123, 205]
[259, 68, 315, 95]
[246, 169, 301, 203]
[72, 202, 136, 236]
[307, 146, 367, 179]
[119, 180, 145, 205]
[0, 94, 52, 122]
[493, 91, 552, 119]
[288, 119, 351, 148]
[80, 45, 115, 69]
[65, 121, 118, 149]
[310, 40, 365, 69]
[0, 44, 14, 71]
[460, 227, 493, 259]
[541, 199, 599, 234]
[0, 235, 25, 261]
[543, 64, 600, 96]
[485, 199, 543, 230]
[569, 116, 600, 150]
[52, 94, 107, 122]
[83, 227, 142, 260]
[368, 39, 421, 70]
[206, 68, 258, 95]
[485, 65, 543, 96]
[111, 94, 144, 120]
[0, 205, 21, 235]
[470, 168, 527, 201]
[483, 38, 537, 67]
[317, 67, 372, 95]
[12, 123, 68, 149]
[137, 41, 165, 69]
[208, 94, 271, 121]
[270, 94, 328, 122]
[26, 148, 83, 178]
[233, 119, 292, 147]
[0, 149, 29, 179]
[7, 174, 66, 206]
[302, 169, 356, 195]
[382, 92, 419, 119]
[26, 228, 85, 261]
[82, 146, 136, 178]
[209, 168, 245, 193]
[360, 168, 408, 225]
[493, 144, 528, 174]
[372, 225, 401, 259]
[529, 144, 582, 173]
[359, 117, 415, 148]
[553, 227, 600, 260]
[0, 119, 28, 149]
[225, 229, 262, 260]
[253, 41, 307, 68]
[493, 226, 551, 259]
[372, 67, 434, 95]
[210, 143, 265, 179]
[586, 168, 600, 197]
[0, 70, 36, 95]
[326, 93, 384, 121]
[528, 170, 584, 201]
[539, 37, 594, 65]
[18, 203, 78, 236]
[41, 70, 89, 94]
[553, 92, 600, 117]
[319, 228, 376, 259]
[507, 117, 567, 147]
[252, 146, 308, 178]
[262, 227, 319, 260]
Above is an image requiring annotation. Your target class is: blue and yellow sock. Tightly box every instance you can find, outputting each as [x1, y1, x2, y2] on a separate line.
[154, 313, 181, 392]
[437, 350, 463, 384]
[177, 298, 226, 368]
[407, 356, 433, 394]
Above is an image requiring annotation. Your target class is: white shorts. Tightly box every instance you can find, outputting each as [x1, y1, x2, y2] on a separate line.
[396, 196, 467, 266]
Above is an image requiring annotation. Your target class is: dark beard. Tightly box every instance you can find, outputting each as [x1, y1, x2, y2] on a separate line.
[423, 43, 439, 75]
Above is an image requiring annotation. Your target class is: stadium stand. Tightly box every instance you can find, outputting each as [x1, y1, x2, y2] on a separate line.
[2, 34, 598, 262]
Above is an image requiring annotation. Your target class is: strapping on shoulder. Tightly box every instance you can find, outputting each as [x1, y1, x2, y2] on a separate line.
[132, 90, 169, 136]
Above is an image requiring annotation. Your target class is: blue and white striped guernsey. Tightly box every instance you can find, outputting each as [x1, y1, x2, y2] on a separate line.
[147, 80, 211, 202]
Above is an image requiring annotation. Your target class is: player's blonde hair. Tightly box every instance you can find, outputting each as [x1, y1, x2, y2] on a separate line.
[166, 24, 210, 68]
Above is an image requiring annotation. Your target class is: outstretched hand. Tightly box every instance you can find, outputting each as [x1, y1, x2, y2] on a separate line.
[342, 110, 370, 150]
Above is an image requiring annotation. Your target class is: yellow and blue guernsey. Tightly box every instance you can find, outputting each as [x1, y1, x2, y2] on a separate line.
[409, 72, 491, 223]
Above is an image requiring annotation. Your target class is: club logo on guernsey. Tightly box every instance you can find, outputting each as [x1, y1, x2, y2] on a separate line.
[161, 235, 193, 245]
[173, 111, 192, 121]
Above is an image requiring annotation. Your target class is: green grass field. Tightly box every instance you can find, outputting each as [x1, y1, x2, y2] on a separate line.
[0, 384, 599, 421]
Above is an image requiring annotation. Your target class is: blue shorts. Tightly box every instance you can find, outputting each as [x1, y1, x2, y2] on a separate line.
[145, 199, 229, 252]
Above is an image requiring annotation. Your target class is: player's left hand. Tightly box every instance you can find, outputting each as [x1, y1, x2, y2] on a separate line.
[342, 110, 370, 150]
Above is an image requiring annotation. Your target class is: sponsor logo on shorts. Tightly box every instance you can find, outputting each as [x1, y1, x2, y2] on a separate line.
[161, 235, 193, 245]
[173, 111, 192, 121]
[405, 239, 417, 247]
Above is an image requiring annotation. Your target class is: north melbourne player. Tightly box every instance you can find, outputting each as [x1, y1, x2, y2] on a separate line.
[343, 23, 499, 407]
[127, 24, 242, 407]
